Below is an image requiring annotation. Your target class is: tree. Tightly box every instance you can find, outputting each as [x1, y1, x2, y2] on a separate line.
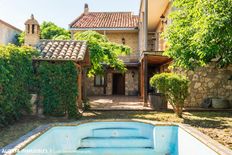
[40, 21, 70, 40]
[164, 0, 232, 69]
[74, 31, 130, 76]
[16, 21, 71, 46]
[15, 32, 25, 46]
[150, 73, 189, 117]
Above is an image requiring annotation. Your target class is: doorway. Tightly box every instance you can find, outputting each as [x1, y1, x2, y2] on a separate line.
[112, 73, 125, 95]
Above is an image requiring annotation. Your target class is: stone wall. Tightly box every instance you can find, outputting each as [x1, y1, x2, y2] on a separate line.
[106, 32, 139, 62]
[175, 64, 232, 107]
[86, 69, 139, 96]
[125, 69, 139, 95]
[86, 76, 105, 96]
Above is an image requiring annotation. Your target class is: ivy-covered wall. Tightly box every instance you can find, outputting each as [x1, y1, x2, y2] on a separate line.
[0, 44, 80, 127]
[0, 44, 37, 127]
[37, 61, 80, 118]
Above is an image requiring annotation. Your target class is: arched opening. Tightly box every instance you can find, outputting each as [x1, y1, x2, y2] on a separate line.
[32, 24, 35, 34]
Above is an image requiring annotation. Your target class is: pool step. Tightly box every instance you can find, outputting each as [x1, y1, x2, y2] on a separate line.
[76, 147, 156, 155]
[92, 127, 140, 137]
[79, 137, 153, 148]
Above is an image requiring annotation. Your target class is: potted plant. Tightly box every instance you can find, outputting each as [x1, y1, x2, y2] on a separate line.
[148, 87, 167, 110]
[150, 73, 189, 117]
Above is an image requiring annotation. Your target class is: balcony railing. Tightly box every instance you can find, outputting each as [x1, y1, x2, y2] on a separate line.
[147, 32, 164, 52]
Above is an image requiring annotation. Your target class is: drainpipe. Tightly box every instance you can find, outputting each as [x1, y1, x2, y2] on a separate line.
[143, 0, 148, 106]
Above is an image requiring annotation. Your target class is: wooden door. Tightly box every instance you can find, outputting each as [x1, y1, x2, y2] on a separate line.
[112, 73, 125, 95]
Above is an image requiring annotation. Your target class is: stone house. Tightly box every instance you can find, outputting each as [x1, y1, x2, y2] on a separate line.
[0, 19, 22, 45]
[69, 3, 173, 105]
[24, 0, 232, 108]
[70, 1, 231, 107]
[69, 4, 140, 96]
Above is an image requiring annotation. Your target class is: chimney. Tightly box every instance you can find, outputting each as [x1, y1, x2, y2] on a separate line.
[24, 14, 40, 47]
[84, 3, 89, 14]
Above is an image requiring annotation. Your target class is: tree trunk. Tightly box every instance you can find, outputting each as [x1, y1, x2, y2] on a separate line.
[175, 104, 183, 118]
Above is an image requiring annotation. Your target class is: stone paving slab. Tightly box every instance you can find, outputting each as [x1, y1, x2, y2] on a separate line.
[89, 96, 152, 110]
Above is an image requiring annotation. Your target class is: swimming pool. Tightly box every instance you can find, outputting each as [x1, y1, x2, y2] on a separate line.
[15, 121, 221, 155]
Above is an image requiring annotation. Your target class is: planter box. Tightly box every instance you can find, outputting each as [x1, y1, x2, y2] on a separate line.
[148, 93, 167, 110]
[212, 98, 229, 109]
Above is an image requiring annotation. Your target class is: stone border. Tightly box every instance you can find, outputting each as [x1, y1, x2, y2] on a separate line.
[1, 119, 231, 155]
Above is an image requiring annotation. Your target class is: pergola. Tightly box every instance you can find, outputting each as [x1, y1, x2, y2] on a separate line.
[32, 40, 90, 110]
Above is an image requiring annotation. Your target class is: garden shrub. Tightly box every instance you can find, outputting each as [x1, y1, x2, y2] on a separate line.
[150, 73, 189, 117]
[0, 44, 37, 127]
[37, 61, 79, 118]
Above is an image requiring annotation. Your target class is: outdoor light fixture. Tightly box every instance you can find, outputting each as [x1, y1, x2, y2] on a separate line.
[160, 14, 167, 25]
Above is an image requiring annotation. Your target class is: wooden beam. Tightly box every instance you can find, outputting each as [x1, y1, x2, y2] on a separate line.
[143, 55, 148, 106]
[140, 59, 144, 99]
[82, 68, 87, 100]
[76, 64, 83, 110]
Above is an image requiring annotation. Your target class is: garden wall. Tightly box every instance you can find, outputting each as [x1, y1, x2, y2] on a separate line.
[175, 64, 232, 107]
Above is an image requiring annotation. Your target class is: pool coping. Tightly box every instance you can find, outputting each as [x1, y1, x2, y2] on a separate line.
[1, 119, 232, 155]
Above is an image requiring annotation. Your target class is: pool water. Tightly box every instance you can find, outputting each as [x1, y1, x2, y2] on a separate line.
[17, 122, 218, 155]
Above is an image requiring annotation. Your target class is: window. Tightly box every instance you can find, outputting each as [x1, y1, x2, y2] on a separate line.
[27, 25, 30, 34]
[32, 24, 35, 34]
[94, 75, 105, 87]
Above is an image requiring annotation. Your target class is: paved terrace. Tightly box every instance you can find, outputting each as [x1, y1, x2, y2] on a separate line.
[89, 96, 152, 110]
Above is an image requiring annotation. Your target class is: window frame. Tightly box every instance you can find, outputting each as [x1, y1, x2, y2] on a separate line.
[94, 75, 106, 87]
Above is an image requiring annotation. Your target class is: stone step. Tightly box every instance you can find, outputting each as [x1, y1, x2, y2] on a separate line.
[76, 147, 156, 155]
[79, 137, 153, 148]
[92, 127, 140, 137]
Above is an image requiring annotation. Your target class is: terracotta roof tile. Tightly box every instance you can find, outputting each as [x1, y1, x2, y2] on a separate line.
[70, 12, 139, 29]
[35, 40, 87, 62]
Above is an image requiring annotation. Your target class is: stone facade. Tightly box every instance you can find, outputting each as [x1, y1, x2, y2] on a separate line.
[175, 64, 232, 107]
[106, 32, 139, 62]
[72, 30, 139, 97]
[86, 69, 139, 96]
[86, 72, 113, 96]
[125, 69, 139, 95]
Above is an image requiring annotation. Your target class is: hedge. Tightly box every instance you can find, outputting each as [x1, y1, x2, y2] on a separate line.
[0, 44, 37, 127]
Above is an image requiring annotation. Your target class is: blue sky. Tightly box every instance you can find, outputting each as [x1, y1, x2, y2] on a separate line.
[0, 0, 140, 30]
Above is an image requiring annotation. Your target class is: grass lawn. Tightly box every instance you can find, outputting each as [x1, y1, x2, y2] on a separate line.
[0, 111, 231, 150]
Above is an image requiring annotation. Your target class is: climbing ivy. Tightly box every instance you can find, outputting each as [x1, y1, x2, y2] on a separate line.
[74, 31, 130, 77]
[37, 61, 79, 118]
[0, 44, 38, 126]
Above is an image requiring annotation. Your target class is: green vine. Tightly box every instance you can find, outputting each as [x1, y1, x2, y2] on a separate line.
[37, 61, 79, 118]
[0, 44, 37, 127]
